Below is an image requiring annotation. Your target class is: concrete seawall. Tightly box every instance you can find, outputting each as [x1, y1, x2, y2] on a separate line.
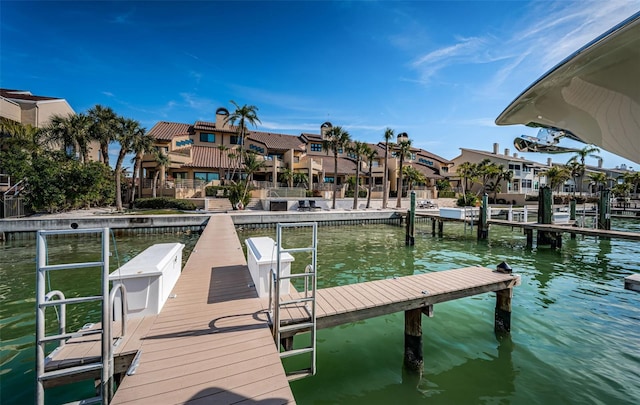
[0, 210, 407, 240]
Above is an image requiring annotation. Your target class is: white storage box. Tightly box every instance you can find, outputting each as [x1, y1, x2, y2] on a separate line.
[246, 237, 294, 298]
[109, 242, 184, 318]
[439, 207, 479, 219]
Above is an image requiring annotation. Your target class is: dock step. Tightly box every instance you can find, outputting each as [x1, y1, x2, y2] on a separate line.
[279, 322, 314, 333]
[286, 368, 314, 381]
[39, 362, 103, 381]
[280, 297, 314, 306]
[280, 347, 314, 359]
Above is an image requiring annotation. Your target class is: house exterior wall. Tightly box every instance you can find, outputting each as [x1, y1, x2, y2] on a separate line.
[0, 98, 21, 122]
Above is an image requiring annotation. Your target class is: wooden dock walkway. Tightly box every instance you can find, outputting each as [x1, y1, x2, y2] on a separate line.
[488, 219, 640, 242]
[111, 214, 295, 405]
[268, 266, 520, 334]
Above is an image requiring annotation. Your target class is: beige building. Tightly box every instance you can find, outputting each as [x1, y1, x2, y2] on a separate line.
[1, 88, 75, 128]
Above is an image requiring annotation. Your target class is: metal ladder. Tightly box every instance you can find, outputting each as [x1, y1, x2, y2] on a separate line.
[269, 222, 318, 381]
[35, 228, 113, 405]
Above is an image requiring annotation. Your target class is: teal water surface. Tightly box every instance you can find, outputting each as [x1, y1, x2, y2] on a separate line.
[237, 220, 640, 405]
[0, 232, 199, 405]
[2, 220, 639, 404]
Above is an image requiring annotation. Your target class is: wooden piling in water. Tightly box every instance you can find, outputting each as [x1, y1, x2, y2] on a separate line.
[404, 308, 423, 372]
[599, 189, 611, 231]
[478, 194, 489, 240]
[537, 186, 554, 246]
[406, 192, 416, 246]
[495, 288, 513, 334]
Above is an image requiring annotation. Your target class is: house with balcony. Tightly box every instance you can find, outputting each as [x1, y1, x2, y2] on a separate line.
[451, 143, 550, 203]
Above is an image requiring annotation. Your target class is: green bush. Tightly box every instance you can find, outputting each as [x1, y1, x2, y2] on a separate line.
[438, 190, 456, 198]
[134, 197, 197, 210]
[205, 185, 229, 197]
[456, 193, 478, 207]
[345, 190, 367, 198]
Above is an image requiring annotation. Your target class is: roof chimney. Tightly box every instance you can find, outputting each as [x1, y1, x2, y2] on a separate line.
[320, 121, 332, 139]
[513, 152, 518, 158]
[547, 157, 553, 167]
[215, 107, 230, 129]
[493, 143, 499, 154]
[598, 158, 603, 168]
[504, 148, 510, 156]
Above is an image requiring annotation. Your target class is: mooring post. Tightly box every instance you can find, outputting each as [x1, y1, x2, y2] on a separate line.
[478, 193, 489, 240]
[598, 189, 611, 230]
[406, 191, 416, 245]
[525, 228, 533, 248]
[537, 186, 554, 246]
[431, 218, 436, 236]
[495, 262, 514, 334]
[404, 308, 423, 372]
[438, 220, 443, 236]
[570, 199, 577, 239]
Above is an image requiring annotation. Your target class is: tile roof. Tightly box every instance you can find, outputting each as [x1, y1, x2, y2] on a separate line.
[248, 131, 305, 151]
[193, 121, 238, 133]
[0, 88, 60, 101]
[459, 148, 546, 167]
[407, 162, 444, 179]
[147, 121, 192, 141]
[301, 133, 323, 142]
[314, 156, 357, 175]
[182, 146, 237, 169]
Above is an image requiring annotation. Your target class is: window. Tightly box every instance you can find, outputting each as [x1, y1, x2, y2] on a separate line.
[230, 135, 242, 145]
[194, 172, 219, 182]
[174, 172, 188, 180]
[249, 144, 265, 154]
[410, 153, 416, 160]
[324, 176, 334, 183]
[372, 161, 379, 167]
[338, 148, 343, 154]
[348, 152, 357, 159]
[522, 179, 532, 189]
[523, 166, 531, 173]
[200, 133, 216, 143]
[176, 139, 194, 147]
[311, 143, 322, 152]
[508, 164, 521, 171]
[418, 158, 434, 166]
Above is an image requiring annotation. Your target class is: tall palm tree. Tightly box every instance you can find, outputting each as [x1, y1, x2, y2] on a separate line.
[45, 113, 91, 162]
[566, 158, 585, 195]
[571, 145, 600, 196]
[217, 144, 229, 182]
[395, 136, 412, 208]
[588, 172, 609, 194]
[402, 165, 426, 191]
[623, 171, 640, 196]
[0, 117, 44, 158]
[280, 168, 294, 187]
[88, 105, 118, 166]
[128, 132, 155, 207]
[322, 126, 351, 209]
[114, 117, 145, 210]
[364, 146, 377, 209]
[225, 101, 261, 154]
[348, 140, 368, 209]
[240, 150, 266, 205]
[457, 162, 478, 196]
[541, 166, 571, 192]
[152, 151, 171, 198]
[476, 159, 499, 196]
[382, 127, 394, 209]
[491, 164, 513, 202]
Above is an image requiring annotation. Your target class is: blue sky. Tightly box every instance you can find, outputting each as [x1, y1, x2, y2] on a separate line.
[2, 0, 639, 170]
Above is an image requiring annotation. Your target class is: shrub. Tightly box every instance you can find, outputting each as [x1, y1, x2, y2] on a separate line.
[438, 190, 456, 198]
[456, 193, 478, 207]
[205, 185, 229, 198]
[134, 197, 197, 210]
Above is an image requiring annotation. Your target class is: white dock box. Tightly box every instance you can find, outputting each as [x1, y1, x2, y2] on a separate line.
[109, 242, 184, 318]
[439, 207, 479, 219]
[245, 237, 295, 298]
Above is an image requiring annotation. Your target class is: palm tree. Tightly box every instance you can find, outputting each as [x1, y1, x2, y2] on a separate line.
[541, 166, 571, 192]
[490, 164, 513, 203]
[45, 113, 91, 162]
[588, 172, 609, 194]
[280, 168, 294, 187]
[88, 105, 118, 166]
[152, 151, 171, 198]
[322, 126, 351, 209]
[348, 140, 368, 209]
[623, 171, 640, 196]
[292, 172, 309, 188]
[476, 159, 499, 196]
[402, 165, 426, 191]
[128, 132, 155, 207]
[0, 117, 44, 158]
[566, 158, 585, 195]
[395, 136, 412, 208]
[240, 150, 266, 205]
[364, 146, 377, 208]
[382, 128, 394, 209]
[114, 117, 145, 210]
[217, 144, 229, 182]
[225, 101, 261, 154]
[571, 145, 600, 196]
[457, 161, 478, 198]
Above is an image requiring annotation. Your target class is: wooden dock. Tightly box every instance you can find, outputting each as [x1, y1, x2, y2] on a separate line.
[45, 214, 522, 404]
[110, 215, 295, 404]
[488, 219, 640, 242]
[270, 266, 520, 333]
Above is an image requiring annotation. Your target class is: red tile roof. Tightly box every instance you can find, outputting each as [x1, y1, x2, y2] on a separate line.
[193, 121, 237, 133]
[407, 162, 444, 179]
[248, 131, 305, 152]
[314, 156, 357, 175]
[182, 146, 238, 169]
[147, 121, 192, 141]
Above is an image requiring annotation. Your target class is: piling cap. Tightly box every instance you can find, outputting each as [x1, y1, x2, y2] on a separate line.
[496, 261, 513, 274]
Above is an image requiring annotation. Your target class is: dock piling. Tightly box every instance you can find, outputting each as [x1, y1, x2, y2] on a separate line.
[495, 288, 513, 334]
[406, 192, 416, 246]
[598, 189, 611, 231]
[537, 186, 554, 246]
[404, 308, 423, 372]
[478, 194, 489, 240]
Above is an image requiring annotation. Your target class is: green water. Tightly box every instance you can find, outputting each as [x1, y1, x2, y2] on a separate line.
[237, 220, 640, 405]
[2, 221, 639, 404]
[0, 232, 199, 405]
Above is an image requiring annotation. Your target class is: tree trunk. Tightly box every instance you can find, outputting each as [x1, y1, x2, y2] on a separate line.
[115, 168, 123, 211]
[396, 155, 404, 208]
[383, 144, 389, 208]
[353, 158, 360, 209]
[366, 170, 373, 208]
[332, 152, 338, 209]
